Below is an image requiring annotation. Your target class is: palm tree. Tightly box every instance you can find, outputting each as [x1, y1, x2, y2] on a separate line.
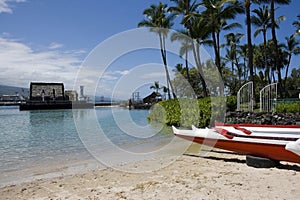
[283, 35, 300, 90]
[138, 2, 176, 99]
[251, 5, 271, 83]
[189, 16, 211, 97]
[168, 0, 199, 29]
[169, 0, 210, 97]
[171, 30, 193, 82]
[150, 81, 161, 94]
[161, 86, 169, 100]
[201, 0, 244, 76]
[238, 44, 249, 81]
[261, 0, 291, 96]
[224, 32, 244, 90]
[244, 0, 256, 98]
[174, 63, 185, 74]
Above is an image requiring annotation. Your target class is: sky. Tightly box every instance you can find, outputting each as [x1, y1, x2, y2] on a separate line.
[0, 0, 299, 100]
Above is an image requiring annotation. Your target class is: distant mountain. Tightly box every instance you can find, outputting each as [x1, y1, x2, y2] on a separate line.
[0, 85, 29, 97]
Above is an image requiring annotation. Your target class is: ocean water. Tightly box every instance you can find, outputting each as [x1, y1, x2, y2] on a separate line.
[0, 106, 177, 187]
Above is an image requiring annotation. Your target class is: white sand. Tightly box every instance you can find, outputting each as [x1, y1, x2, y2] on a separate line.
[1, 146, 299, 200]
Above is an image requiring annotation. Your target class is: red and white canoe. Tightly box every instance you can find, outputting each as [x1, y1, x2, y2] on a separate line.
[172, 126, 300, 164]
[215, 121, 300, 135]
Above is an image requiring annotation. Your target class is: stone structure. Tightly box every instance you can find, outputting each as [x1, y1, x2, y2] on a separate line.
[30, 82, 65, 101]
[20, 82, 94, 110]
[65, 90, 78, 101]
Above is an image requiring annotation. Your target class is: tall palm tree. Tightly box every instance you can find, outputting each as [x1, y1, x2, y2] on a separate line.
[244, 0, 255, 97]
[138, 2, 176, 99]
[251, 5, 271, 83]
[169, 0, 210, 97]
[201, 0, 244, 76]
[189, 16, 211, 97]
[283, 35, 300, 90]
[261, 0, 291, 96]
[238, 44, 249, 81]
[224, 32, 244, 89]
[171, 30, 193, 82]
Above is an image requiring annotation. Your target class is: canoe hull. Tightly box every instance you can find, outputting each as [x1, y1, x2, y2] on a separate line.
[174, 132, 300, 164]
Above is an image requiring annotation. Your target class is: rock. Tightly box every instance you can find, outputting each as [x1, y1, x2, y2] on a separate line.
[225, 112, 300, 125]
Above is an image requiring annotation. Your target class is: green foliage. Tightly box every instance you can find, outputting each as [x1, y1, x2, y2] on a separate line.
[226, 96, 237, 112]
[172, 67, 202, 98]
[148, 96, 237, 128]
[284, 68, 300, 98]
[197, 97, 211, 128]
[276, 103, 300, 113]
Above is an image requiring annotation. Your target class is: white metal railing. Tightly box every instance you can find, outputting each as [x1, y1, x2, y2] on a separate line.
[237, 81, 253, 112]
[260, 83, 277, 112]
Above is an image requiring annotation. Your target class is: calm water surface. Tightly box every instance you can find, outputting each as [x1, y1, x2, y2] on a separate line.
[0, 106, 173, 186]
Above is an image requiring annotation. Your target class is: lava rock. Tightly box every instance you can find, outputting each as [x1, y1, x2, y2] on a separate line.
[225, 112, 300, 125]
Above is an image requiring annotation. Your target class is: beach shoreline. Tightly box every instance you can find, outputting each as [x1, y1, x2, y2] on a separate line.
[1, 146, 299, 200]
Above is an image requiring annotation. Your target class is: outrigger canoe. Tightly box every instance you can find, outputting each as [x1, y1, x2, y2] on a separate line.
[172, 125, 300, 164]
[215, 121, 300, 135]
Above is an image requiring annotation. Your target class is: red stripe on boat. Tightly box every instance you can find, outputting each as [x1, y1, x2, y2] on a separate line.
[214, 128, 234, 139]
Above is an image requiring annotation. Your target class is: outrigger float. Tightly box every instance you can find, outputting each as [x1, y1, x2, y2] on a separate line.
[173, 122, 300, 165]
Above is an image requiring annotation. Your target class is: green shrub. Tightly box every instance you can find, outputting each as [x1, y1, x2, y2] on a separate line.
[226, 96, 237, 112]
[276, 103, 300, 113]
[148, 96, 237, 128]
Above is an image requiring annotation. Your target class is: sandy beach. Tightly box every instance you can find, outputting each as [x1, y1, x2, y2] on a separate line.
[0, 145, 299, 200]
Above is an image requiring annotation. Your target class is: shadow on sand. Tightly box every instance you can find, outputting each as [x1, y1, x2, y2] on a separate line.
[183, 150, 300, 172]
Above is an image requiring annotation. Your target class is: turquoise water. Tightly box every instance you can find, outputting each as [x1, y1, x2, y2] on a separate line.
[0, 106, 175, 186]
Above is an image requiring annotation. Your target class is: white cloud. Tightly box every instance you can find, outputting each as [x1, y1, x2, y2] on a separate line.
[48, 42, 64, 50]
[141, 72, 165, 79]
[101, 70, 130, 81]
[0, 37, 85, 90]
[0, 0, 25, 14]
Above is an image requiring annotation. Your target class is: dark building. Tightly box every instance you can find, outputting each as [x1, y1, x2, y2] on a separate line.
[143, 92, 162, 104]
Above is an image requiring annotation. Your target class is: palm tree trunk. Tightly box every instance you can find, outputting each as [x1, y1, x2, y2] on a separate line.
[235, 56, 241, 89]
[212, 31, 221, 75]
[191, 40, 208, 97]
[159, 34, 171, 99]
[270, 0, 283, 97]
[217, 32, 221, 73]
[263, 29, 271, 83]
[159, 33, 177, 99]
[272, 69, 276, 82]
[245, 0, 255, 104]
[185, 50, 190, 82]
[243, 57, 248, 81]
[283, 54, 291, 92]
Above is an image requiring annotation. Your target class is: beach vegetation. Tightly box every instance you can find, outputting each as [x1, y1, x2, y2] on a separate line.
[148, 96, 237, 127]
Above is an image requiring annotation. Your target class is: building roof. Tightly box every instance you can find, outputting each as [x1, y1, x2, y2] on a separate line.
[143, 92, 162, 103]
